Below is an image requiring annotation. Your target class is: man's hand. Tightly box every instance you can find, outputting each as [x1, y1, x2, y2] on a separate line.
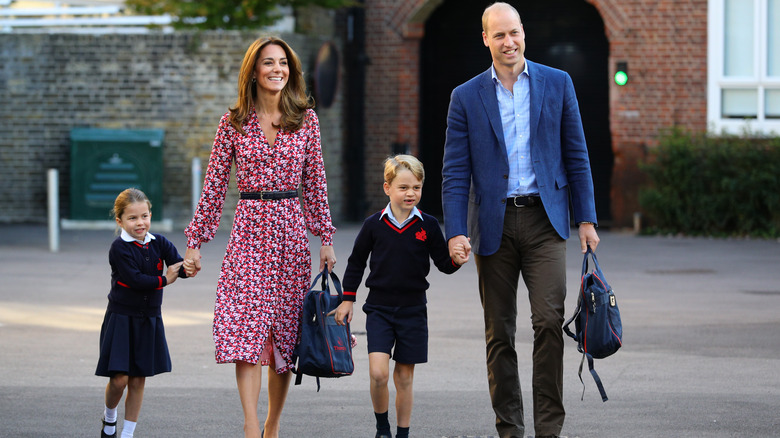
[578, 223, 600, 253]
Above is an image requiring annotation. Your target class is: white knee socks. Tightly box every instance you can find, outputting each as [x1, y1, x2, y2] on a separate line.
[103, 406, 117, 435]
[120, 420, 136, 437]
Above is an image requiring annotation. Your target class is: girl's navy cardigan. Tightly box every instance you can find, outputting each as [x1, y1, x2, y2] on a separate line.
[106, 233, 186, 317]
[342, 210, 460, 307]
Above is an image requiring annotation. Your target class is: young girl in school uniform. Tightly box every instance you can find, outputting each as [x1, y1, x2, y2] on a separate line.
[95, 188, 187, 438]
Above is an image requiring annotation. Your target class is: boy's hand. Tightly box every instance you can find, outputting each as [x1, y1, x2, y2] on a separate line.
[166, 261, 184, 285]
[452, 242, 470, 265]
[448, 235, 471, 265]
[330, 301, 354, 326]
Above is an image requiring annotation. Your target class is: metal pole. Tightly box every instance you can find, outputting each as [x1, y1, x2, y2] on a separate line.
[191, 157, 201, 215]
[47, 168, 59, 252]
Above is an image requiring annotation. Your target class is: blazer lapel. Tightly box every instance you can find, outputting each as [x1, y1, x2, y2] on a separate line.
[478, 69, 507, 152]
[527, 60, 545, 141]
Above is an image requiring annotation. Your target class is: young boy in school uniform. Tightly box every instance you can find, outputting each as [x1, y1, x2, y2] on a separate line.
[334, 154, 468, 438]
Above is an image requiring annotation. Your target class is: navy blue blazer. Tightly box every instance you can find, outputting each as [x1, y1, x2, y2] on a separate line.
[442, 60, 598, 256]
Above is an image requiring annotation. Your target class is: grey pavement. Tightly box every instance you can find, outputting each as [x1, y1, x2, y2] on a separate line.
[1, 222, 780, 438]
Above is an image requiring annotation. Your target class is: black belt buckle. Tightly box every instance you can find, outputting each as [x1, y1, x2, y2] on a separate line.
[259, 191, 279, 201]
[510, 196, 539, 207]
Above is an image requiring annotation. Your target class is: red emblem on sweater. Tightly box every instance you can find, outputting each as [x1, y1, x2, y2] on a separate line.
[157, 259, 163, 271]
[415, 229, 427, 241]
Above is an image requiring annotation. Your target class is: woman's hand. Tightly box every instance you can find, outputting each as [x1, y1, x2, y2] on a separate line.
[184, 247, 202, 277]
[319, 245, 336, 273]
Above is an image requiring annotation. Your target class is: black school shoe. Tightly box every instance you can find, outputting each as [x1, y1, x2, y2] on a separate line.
[100, 419, 117, 438]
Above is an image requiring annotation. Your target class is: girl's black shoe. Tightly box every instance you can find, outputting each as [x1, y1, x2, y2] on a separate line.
[100, 419, 117, 438]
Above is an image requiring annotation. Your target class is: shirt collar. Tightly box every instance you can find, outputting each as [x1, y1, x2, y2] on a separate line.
[490, 61, 529, 85]
[120, 229, 155, 244]
[380, 204, 423, 223]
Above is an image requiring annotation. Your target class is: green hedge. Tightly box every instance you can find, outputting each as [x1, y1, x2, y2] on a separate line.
[639, 127, 780, 238]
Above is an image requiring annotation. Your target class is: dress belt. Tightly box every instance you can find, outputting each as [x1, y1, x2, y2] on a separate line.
[240, 190, 299, 200]
[506, 195, 541, 207]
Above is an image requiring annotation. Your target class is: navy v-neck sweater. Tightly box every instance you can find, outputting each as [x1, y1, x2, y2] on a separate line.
[342, 210, 460, 307]
[106, 233, 186, 317]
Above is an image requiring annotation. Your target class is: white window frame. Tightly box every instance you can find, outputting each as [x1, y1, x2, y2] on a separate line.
[708, 0, 780, 135]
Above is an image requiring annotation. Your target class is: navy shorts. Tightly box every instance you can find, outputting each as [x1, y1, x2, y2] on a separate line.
[362, 303, 428, 364]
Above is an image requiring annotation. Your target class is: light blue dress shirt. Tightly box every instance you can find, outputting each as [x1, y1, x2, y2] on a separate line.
[381, 203, 423, 228]
[491, 63, 538, 197]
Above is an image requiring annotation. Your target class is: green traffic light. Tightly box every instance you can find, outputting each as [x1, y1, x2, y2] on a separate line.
[614, 70, 628, 86]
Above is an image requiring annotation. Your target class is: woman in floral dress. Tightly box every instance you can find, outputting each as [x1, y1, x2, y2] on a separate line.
[183, 37, 337, 438]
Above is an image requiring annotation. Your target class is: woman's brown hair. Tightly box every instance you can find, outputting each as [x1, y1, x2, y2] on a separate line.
[229, 36, 314, 135]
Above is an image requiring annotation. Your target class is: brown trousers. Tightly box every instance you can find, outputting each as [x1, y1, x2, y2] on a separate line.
[474, 203, 567, 438]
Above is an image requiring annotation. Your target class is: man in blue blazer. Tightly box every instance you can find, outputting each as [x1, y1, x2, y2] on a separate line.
[442, 3, 601, 437]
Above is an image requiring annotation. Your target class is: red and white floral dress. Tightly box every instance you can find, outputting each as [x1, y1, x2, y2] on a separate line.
[185, 108, 335, 373]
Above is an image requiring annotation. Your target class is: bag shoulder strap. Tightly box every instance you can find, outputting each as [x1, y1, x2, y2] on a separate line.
[578, 352, 609, 402]
[294, 372, 321, 391]
[562, 294, 582, 341]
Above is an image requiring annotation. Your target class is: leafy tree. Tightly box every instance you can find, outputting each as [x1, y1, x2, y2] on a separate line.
[126, 0, 354, 30]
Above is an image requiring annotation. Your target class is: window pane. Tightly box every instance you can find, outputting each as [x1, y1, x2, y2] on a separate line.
[722, 89, 758, 118]
[767, 89, 780, 118]
[724, 0, 754, 76]
[769, 0, 780, 76]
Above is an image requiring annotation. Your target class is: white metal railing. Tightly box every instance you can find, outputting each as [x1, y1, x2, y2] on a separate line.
[0, 6, 122, 16]
[0, 0, 174, 33]
[1, 15, 172, 27]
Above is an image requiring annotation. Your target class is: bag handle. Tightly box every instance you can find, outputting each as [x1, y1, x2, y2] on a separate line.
[310, 268, 344, 298]
[309, 268, 345, 315]
[582, 245, 605, 278]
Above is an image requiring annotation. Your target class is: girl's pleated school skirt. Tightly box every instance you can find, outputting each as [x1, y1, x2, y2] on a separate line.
[95, 310, 172, 377]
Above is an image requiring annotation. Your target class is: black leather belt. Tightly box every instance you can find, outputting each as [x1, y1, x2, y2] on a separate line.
[240, 190, 298, 200]
[507, 196, 541, 207]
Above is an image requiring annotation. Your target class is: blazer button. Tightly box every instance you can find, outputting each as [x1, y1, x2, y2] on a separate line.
[503, 174, 508, 179]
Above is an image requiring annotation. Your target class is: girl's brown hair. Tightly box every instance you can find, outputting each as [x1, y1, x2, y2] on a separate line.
[112, 188, 151, 220]
[228, 36, 314, 135]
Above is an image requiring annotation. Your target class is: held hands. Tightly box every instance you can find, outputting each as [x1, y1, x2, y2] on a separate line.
[448, 235, 471, 265]
[451, 243, 470, 265]
[183, 247, 202, 277]
[166, 261, 184, 285]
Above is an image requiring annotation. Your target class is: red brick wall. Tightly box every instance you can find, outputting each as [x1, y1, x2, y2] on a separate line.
[362, 1, 426, 213]
[363, 0, 708, 226]
[590, 0, 708, 224]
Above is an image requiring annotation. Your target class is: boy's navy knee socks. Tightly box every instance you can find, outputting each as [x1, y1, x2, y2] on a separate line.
[374, 411, 391, 434]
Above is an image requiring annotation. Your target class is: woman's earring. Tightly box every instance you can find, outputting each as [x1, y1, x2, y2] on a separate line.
[252, 77, 256, 84]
